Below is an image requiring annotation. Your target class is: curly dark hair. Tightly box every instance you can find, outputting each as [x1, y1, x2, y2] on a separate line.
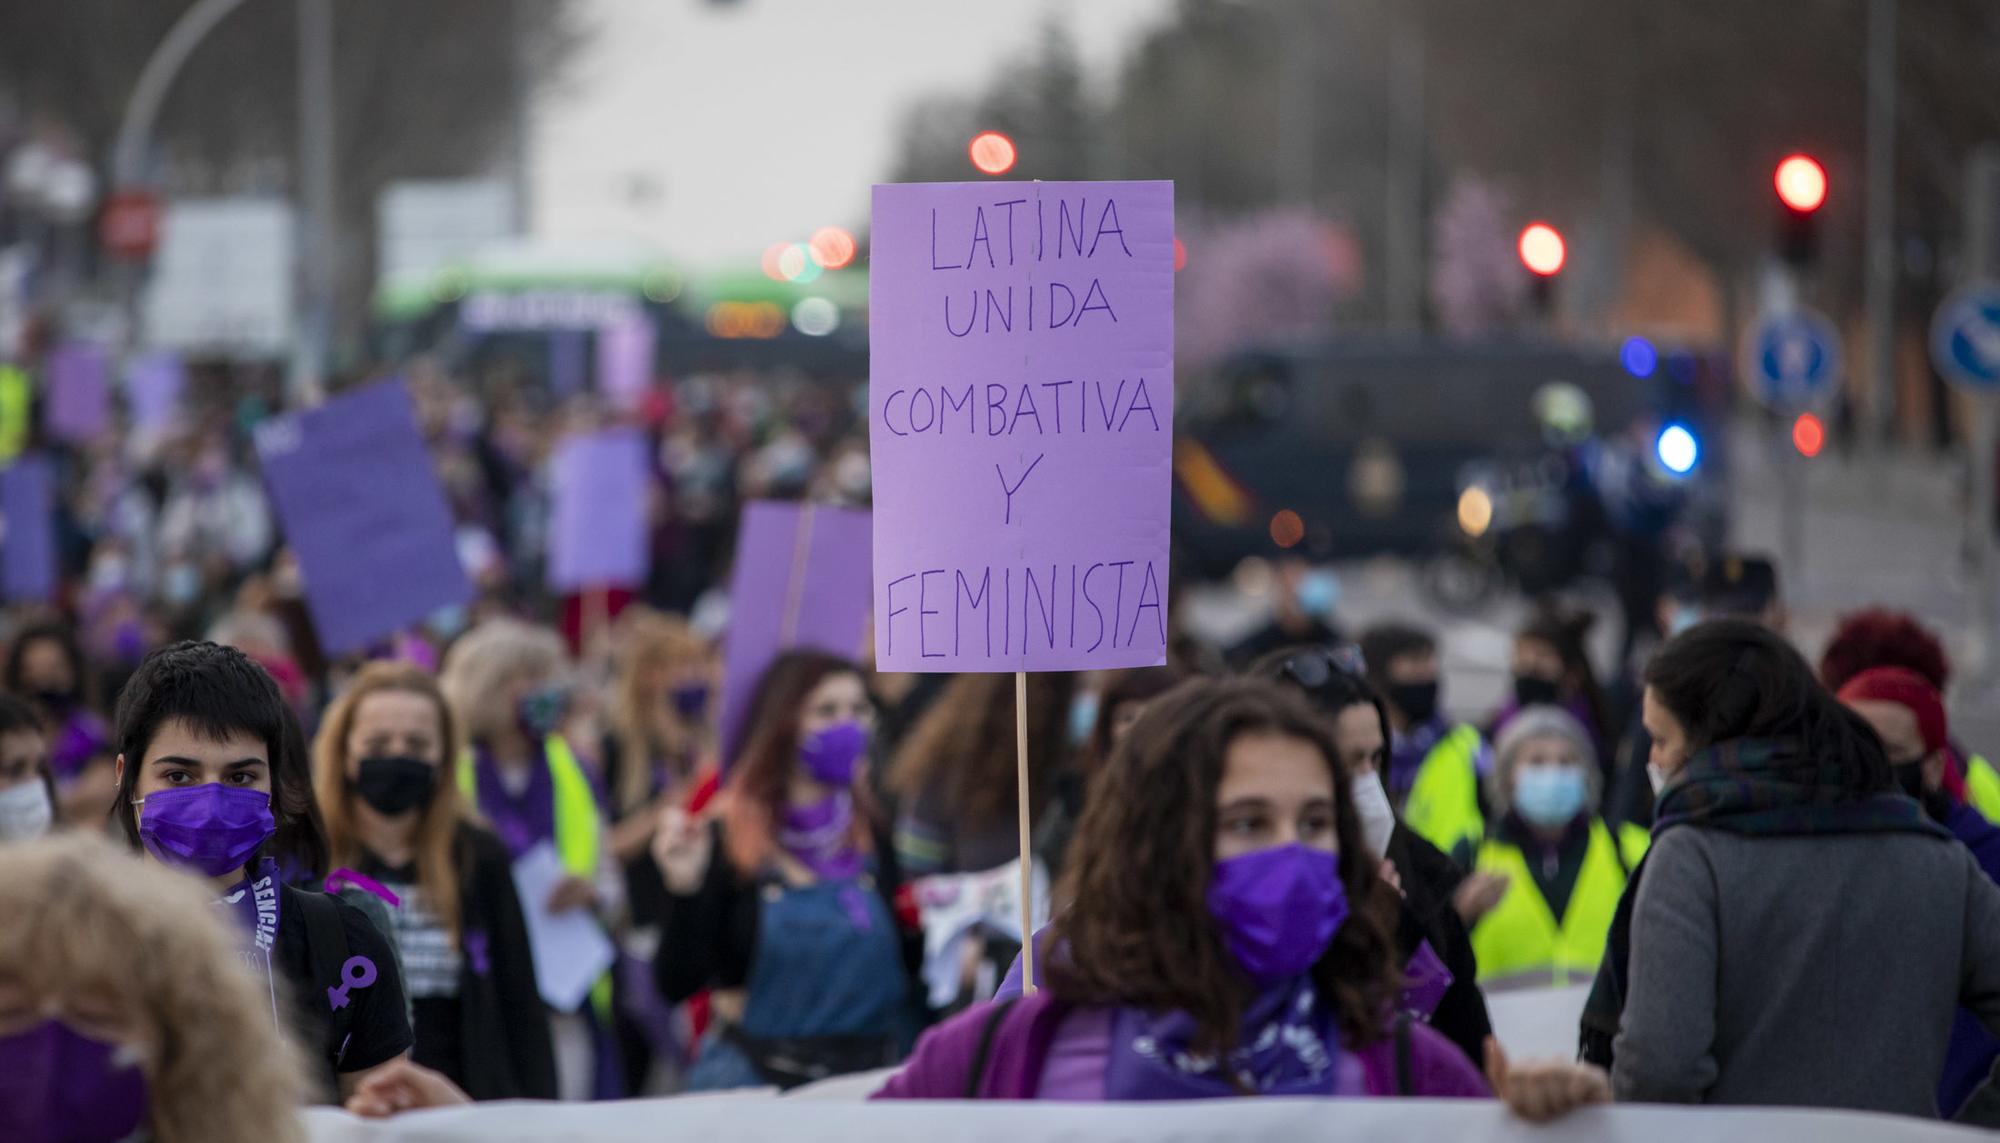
[886, 670, 1075, 834]
[1049, 676, 1401, 1057]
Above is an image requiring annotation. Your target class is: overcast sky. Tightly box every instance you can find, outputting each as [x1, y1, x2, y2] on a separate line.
[530, 0, 1173, 271]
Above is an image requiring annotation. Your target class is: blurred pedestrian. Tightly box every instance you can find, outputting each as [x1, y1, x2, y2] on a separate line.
[650, 650, 921, 1090]
[1462, 706, 1646, 986]
[440, 618, 619, 1100]
[1252, 645, 1494, 1066]
[888, 671, 1075, 877]
[1584, 621, 2000, 1119]
[1820, 607, 2000, 824]
[1839, 666, 2000, 1118]
[313, 661, 558, 1101]
[0, 833, 309, 1141]
[5, 619, 111, 826]
[1360, 622, 1489, 867]
[1490, 609, 1611, 774]
[0, 692, 55, 843]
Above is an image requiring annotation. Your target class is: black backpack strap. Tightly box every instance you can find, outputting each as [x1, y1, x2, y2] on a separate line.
[966, 998, 1020, 1099]
[293, 888, 354, 1066]
[1393, 1012, 1414, 1096]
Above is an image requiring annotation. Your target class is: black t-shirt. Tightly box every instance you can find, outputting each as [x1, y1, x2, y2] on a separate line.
[275, 885, 413, 1101]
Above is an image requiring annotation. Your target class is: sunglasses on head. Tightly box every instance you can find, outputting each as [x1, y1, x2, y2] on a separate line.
[1278, 644, 1367, 690]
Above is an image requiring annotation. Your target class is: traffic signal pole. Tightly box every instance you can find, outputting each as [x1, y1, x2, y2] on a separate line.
[1862, 0, 1898, 452]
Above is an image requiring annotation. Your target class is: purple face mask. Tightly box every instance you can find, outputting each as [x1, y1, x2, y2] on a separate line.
[1206, 843, 1348, 984]
[0, 1020, 149, 1143]
[137, 783, 276, 878]
[799, 721, 868, 788]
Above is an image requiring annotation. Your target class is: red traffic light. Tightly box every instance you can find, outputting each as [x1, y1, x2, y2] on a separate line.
[1792, 412, 1826, 458]
[1518, 223, 1566, 277]
[1775, 155, 1827, 213]
[968, 131, 1017, 176]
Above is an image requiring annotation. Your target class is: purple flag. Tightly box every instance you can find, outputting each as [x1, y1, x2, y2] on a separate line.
[718, 501, 872, 767]
[595, 317, 655, 412]
[868, 181, 1175, 672]
[547, 427, 652, 591]
[42, 342, 111, 444]
[124, 352, 186, 430]
[1, 454, 57, 603]
[255, 380, 472, 655]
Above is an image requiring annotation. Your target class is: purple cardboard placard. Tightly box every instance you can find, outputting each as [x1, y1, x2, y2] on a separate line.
[596, 317, 655, 412]
[1, 454, 57, 603]
[717, 501, 872, 767]
[254, 380, 472, 655]
[549, 329, 587, 396]
[868, 180, 1175, 673]
[124, 352, 186, 430]
[547, 427, 652, 591]
[42, 342, 111, 444]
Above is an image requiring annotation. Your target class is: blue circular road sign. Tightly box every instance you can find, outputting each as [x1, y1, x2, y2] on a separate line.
[1931, 283, 2000, 391]
[1746, 308, 1842, 412]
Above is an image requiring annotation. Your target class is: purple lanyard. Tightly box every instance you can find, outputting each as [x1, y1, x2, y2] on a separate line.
[215, 857, 284, 1030]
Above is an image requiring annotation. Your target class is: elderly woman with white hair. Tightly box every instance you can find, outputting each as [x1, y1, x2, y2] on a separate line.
[439, 617, 620, 1100]
[1458, 705, 1648, 988]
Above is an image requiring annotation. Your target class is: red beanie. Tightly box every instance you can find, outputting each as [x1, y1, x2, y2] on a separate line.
[1838, 666, 1948, 756]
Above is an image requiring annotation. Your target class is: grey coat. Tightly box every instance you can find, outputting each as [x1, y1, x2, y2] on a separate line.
[1612, 827, 2000, 1118]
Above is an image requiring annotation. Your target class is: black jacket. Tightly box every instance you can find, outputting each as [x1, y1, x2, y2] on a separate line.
[1386, 824, 1493, 1067]
[653, 818, 924, 1006]
[360, 823, 558, 1101]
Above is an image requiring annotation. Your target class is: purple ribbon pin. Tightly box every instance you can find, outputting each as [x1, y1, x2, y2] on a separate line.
[327, 955, 378, 1010]
[464, 929, 492, 977]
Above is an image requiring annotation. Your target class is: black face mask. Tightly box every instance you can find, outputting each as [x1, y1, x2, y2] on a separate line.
[1388, 681, 1440, 725]
[353, 755, 438, 817]
[1891, 760, 1953, 821]
[1513, 675, 1563, 708]
[33, 688, 78, 716]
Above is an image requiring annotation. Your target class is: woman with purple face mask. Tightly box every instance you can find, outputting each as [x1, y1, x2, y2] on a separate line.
[0, 833, 309, 1142]
[648, 650, 923, 1091]
[874, 678, 1608, 1119]
[109, 641, 412, 1105]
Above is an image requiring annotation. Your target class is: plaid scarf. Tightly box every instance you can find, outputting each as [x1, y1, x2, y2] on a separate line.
[1580, 737, 1949, 1066]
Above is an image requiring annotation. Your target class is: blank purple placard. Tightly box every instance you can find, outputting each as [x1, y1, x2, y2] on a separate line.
[43, 342, 111, 444]
[254, 380, 472, 655]
[717, 501, 872, 767]
[547, 427, 651, 591]
[868, 180, 1174, 673]
[1, 454, 57, 603]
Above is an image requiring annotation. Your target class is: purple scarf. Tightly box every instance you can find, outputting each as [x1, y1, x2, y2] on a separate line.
[778, 792, 864, 882]
[216, 857, 284, 1028]
[474, 745, 557, 859]
[1104, 975, 1340, 1099]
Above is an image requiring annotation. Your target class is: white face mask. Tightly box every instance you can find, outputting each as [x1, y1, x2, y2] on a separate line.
[0, 780, 53, 842]
[1348, 773, 1397, 861]
[1647, 762, 1673, 797]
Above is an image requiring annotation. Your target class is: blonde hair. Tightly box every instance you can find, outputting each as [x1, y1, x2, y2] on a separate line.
[607, 610, 710, 815]
[312, 661, 466, 939]
[0, 833, 308, 1141]
[438, 618, 567, 745]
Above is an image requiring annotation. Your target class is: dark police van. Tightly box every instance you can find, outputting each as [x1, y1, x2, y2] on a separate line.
[1172, 337, 1726, 581]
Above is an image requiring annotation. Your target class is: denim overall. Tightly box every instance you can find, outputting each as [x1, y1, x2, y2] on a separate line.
[686, 868, 907, 1090]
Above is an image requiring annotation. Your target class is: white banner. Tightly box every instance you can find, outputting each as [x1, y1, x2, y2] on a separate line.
[303, 1095, 1986, 1142]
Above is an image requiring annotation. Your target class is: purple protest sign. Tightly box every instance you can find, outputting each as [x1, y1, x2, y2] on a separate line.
[596, 317, 656, 412]
[549, 330, 587, 396]
[869, 181, 1174, 673]
[123, 352, 186, 430]
[255, 380, 472, 655]
[42, 342, 111, 444]
[547, 427, 651, 591]
[718, 501, 872, 766]
[0, 454, 57, 603]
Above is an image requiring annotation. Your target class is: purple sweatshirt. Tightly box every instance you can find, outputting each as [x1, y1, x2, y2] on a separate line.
[873, 990, 1490, 1101]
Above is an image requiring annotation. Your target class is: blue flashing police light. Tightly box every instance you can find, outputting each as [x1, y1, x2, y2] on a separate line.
[1656, 423, 1699, 476]
[1620, 336, 1658, 379]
